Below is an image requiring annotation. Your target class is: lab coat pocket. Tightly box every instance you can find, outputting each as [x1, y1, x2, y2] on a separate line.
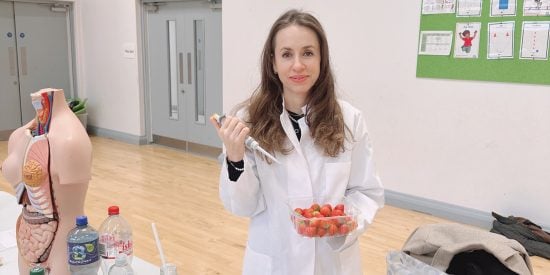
[324, 161, 352, 197]
[338, 238, 362, 275]
[242, 245, 272, 275]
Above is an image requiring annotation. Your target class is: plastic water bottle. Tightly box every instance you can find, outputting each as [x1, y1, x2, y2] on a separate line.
[99, 206, 133, 274]
[67, 215, 100, 275]
[107, 253, 134, 275]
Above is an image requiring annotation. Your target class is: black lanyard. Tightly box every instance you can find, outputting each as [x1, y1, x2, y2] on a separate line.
[287, 111, 304, 141]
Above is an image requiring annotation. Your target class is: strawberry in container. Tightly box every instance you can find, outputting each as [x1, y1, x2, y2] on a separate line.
[289, 197, 360, 238]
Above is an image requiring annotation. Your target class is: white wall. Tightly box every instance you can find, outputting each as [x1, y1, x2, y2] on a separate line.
[73, 0, 143, 137]
[224, 0, 550, 227]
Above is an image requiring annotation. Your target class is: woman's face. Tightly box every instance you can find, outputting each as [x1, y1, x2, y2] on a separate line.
[272, 25, 321, 99]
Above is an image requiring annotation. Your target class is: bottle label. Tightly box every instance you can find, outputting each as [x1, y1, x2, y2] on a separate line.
[99, 233, 133, 259]
[68, 239, 99, 266]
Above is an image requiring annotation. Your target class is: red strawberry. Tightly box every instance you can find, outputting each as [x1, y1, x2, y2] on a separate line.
[334, 204, 345, 212]
[311, 203, 321, 211]
[328, 224, 338, 236]
[331, 209, 344, 217]
[294, 208, 303, 216]
[297, 222, 307, 235]
[310, 218, 321, 228]
[320, 206, 332, 217]
[319, 220, 329, 229]
[339, 224, 350, 235]
[317, 228, 327, 237]
[305, 226, 317, 237]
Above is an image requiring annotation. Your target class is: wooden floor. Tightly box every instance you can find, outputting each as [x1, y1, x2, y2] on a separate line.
[1, 136, 548, 274]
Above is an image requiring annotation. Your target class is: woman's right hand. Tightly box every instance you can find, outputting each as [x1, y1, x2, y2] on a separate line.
[209, 115, 250, 162]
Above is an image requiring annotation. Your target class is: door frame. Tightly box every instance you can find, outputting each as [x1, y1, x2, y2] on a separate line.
[138, 1, 153, 143]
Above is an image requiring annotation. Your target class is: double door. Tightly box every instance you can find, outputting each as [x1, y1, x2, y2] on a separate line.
[0, 1, 73, 138]
[144, 1, 222, 148]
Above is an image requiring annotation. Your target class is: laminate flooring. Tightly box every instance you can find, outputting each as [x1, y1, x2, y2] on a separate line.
[1, 136, 548, 274]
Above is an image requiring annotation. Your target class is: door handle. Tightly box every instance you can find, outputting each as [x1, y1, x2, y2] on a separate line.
[179, 52, 184, 84]
[8, 47, 16, 76]
[20, 46, 28, 76]
[187, 52, 192, 85]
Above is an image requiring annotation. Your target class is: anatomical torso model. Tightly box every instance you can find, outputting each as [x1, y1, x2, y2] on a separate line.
[1, 88, 92, 275]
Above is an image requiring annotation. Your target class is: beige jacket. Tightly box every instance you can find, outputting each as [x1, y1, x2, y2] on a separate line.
[402, 223, 533, 275]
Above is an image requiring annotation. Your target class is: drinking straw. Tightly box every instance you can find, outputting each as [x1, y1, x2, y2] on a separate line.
[151, 222, 167, 269]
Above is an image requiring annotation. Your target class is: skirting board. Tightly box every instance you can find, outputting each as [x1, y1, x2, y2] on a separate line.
[87, 125, 148, 145]
[385, 190, 550, 231]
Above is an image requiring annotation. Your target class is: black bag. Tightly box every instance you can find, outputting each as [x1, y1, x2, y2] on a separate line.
[447, 250, 517, 275]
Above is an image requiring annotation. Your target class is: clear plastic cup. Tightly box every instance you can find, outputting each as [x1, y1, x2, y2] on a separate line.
[160, 263, 177, 275]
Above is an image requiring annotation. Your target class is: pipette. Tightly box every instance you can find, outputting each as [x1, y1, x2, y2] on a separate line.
[212, 113, 280, 164]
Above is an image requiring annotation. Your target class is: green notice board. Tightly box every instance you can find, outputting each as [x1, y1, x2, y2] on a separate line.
[416, 0, 550, 85]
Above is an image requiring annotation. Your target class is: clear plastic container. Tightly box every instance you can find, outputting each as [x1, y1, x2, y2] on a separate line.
[160, 263, 178, 275]
[99, 206, 133, 274]
[386, 251, 447, 275]
[288, 196, 360, 238]
[107, 253, 134, 275]
[67, 215, 100, 275]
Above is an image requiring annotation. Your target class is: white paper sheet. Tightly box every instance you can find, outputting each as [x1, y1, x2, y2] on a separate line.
[418, 31, 454, 55]
[0, 229, 16, 251]
[454, 23, 481, 58]
[520, 22, 550, 60]
[487, 22, 515, 59]
[523, 0, 550, 16]
[422, 0, 457, 14]
[490, 0, 517, 16]
[457, 0, 483, 16]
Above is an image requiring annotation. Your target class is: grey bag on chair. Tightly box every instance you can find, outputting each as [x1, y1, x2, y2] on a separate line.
[386, 251, 448, 275]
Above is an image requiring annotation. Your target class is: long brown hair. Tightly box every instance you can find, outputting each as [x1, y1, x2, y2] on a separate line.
[244, 9, 346, 157]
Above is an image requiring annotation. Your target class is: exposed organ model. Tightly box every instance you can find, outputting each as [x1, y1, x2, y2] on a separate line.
[1, 88, 92, 275]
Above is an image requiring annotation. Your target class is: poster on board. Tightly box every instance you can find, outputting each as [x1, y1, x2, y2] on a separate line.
[487, 22, 515, 59]
[520, 22, 550, 60]
[457, 0, 482, 16]
[454, 22, 481, 58]
[490, 0, 517, 16]
[523, 0, 550, 16]
[418, 31, 454, 55]
[422, 0, 457, 14]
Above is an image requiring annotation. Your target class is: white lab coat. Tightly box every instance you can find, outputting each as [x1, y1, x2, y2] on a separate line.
[219, 100, 384, 275]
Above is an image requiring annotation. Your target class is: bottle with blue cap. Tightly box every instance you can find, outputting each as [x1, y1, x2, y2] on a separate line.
[67, 215, 100, 275]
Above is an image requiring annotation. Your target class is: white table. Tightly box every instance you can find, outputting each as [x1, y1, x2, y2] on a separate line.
[0, 191, 159, 274]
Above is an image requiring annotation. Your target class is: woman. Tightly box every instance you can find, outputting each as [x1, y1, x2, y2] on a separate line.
[210, 10, 384, 275]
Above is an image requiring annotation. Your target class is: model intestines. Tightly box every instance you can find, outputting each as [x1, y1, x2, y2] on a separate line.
[18, 136, 58, 264]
